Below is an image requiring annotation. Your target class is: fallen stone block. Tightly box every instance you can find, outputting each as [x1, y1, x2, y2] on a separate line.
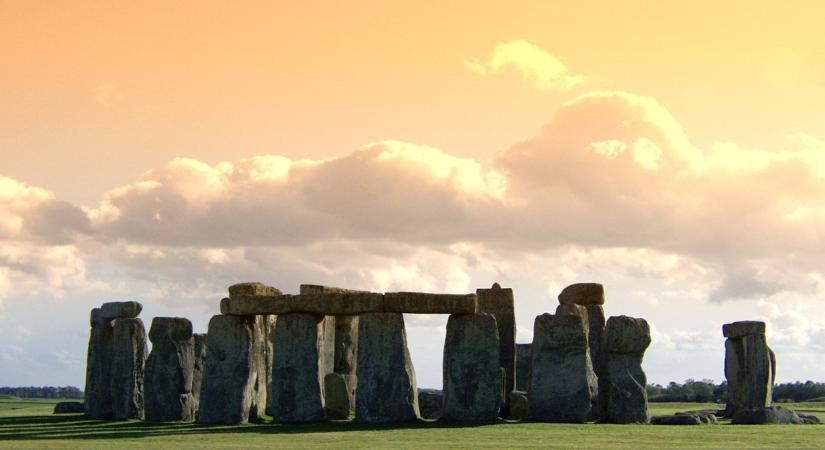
[54, 402, 85, 414]
[417, 389, 443, 420]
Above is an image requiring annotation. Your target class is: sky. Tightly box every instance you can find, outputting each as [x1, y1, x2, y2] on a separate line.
[2, 1, 825, 389]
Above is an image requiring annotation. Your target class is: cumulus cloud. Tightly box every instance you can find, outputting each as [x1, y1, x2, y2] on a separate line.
[466, 40, 590, 90]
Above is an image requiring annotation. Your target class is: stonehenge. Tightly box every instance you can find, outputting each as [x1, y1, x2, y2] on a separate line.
[144, 317, 196, 422]
[81, 280, 803, 428]
[84, 301, 147, 420]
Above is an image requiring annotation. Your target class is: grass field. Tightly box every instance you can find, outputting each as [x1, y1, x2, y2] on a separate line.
[1, 399, 823, 449]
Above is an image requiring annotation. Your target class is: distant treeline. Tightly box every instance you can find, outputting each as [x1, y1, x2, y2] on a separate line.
[0, 386, 83, 399]
[647, 379, 825, 402]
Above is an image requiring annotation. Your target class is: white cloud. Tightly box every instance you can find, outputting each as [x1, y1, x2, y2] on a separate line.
[466, 40, 590, 90]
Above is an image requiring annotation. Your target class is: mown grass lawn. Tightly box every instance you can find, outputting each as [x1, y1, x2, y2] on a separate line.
[1, 399, 823, 449]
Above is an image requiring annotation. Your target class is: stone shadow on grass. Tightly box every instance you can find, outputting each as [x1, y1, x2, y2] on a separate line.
[0, 414, 502, 441]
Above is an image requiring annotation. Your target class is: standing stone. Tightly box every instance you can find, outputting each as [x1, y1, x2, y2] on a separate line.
[271, 313, 333, 423]
[723, 321, 774, 416]
[324, 372, 351, 420]
[84, 302, 147, 420]
[300, 284, 361, 403]
[355, 312, 419, 423]
[528, 314, 596, 422]
[443, 313, 502, 422]
[584, 304, 607, 418]
[84, 310, 115, 419]
[515, 343, 532, 391]
[262, 316, 277, 416]
[557, 283, 607, 419]
[603, 315, 651, 423]
[192, 333, 207, 411]
[144, 317, 196, 422]
[476, 284, 516, 404]
[111, 318, 148, 420]
[417, 389, 443, 420]
[198, 314, 267, 424]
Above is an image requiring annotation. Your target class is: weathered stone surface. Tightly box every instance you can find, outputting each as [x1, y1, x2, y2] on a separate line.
[111, 318, 148, 420]
[192, 333, 207, 411]
[271, 313, 333, 423]
[99, 301, 143, 320]
[198, 315, 267, 424]
[324, 372, 351, 420]
[580, 305, 607, 420]
[509, 391, 528, 420]
[300, 285, 369, 295]
[476, 283, 516, 404]
[442, 313, 501, 422]
[723, 321, 766, 339]
[299, 285, 363, 404]
[731, 406, 813, 424]
[528, 314, 596, 422]
[228, 282, 282, 298]
[558, 283, 605, 306]
[144, 317, 196, 422]
[332, 315, 359, 397]
[603, 315, 651, 424]
[355, 312, 419, 423]
[651, 414, 702, 425]
[54, 402, 84, 414]
[384, 292, 477, 314]
[417, 389, 443, 420]
[724, 321, 773, 416]
[515, 343, 532, 391]
[221, 293, 385, 316]
[555, 304, 589, 332]
[84, 318, 115, 419]
[676, 410, 718, 424]
[262, 316, 276, 416]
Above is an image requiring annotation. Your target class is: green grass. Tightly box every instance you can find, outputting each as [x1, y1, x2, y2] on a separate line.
[1, 399, 822, 449]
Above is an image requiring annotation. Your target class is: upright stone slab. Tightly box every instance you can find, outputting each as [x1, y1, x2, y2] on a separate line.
[443, 313, 502, 422]
[603, 315, 651, 423]
[417, 389, 443, 420]
[262, 315, 277, 417]
[476, 283, 516, 401]
[557, 283, 607, 419]
[300, 285, 360, 402]
[111, 318, 148, 420]
[584, 304, 607, 418]
[723, 321, 773, 416]
[144, 317, 196, 422]
[528, 314, 596, 422]
[84, 309, 115, 419]
[355, 312, 419, 423]
[198, 314, 267, 424]
[271, 313, 333, 423]
[515, 343, 532, 391]
[192, 333, 207, 410]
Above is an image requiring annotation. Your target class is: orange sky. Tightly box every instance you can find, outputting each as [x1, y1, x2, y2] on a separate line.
[3, 1, 824, 204]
